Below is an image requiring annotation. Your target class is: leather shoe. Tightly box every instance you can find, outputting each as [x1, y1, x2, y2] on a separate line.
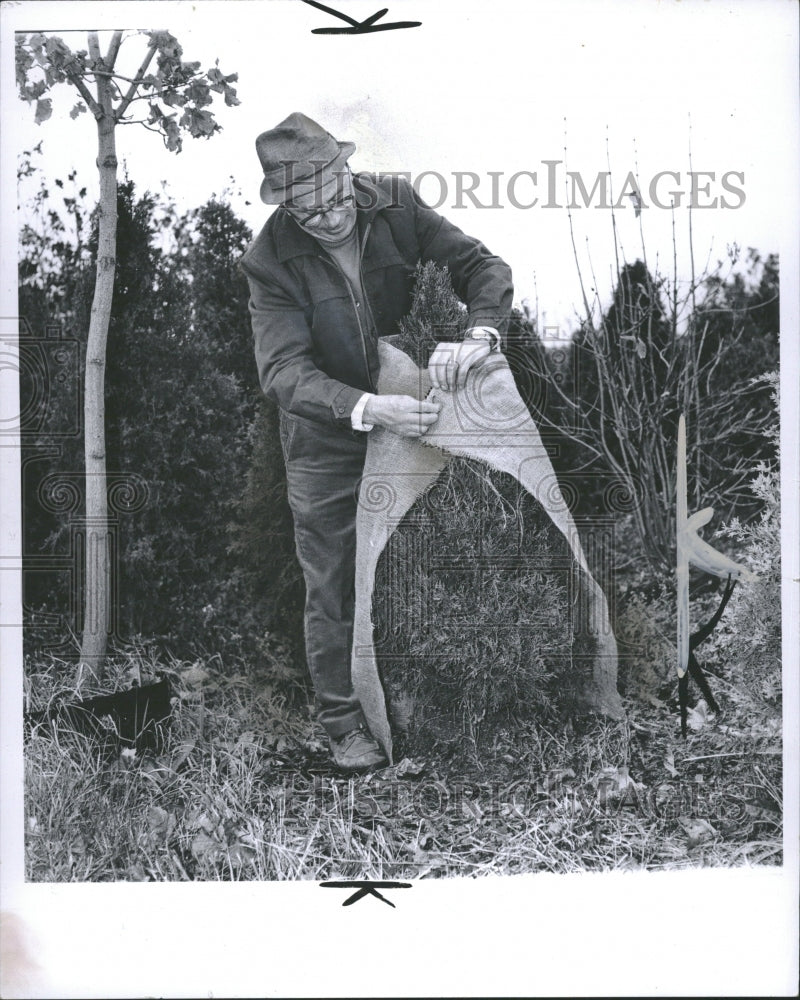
[330, 725, 387, 772]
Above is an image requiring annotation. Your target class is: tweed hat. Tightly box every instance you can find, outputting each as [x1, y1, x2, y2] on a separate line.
[256, 112, 356, 205]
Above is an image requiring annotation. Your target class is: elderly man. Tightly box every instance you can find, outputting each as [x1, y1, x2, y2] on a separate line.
[241, 112, 513, 772]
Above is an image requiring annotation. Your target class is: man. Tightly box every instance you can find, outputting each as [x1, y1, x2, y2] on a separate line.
[241, 112, 513, 772]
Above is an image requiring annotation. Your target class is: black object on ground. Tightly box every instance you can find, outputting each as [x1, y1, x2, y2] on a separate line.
[26, 678, 172, 753]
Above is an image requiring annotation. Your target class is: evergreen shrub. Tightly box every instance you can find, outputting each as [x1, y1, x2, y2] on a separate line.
[373, 264, 605, 756]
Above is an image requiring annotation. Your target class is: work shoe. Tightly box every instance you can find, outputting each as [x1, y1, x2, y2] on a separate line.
[330, 725, 387, 773]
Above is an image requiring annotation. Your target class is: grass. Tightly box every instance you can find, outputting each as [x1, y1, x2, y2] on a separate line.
[22, 262, 781, 881]
[23, 628, 782, 882]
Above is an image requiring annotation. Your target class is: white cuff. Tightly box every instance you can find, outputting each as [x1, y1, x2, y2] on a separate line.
[465, 326, 501, 350]
[351, 392, 375, 431]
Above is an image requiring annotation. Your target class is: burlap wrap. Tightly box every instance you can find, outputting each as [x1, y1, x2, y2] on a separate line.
[352, 341, 624, 761]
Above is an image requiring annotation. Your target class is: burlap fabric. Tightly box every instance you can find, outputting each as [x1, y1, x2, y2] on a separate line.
[353, 341, 624, 761]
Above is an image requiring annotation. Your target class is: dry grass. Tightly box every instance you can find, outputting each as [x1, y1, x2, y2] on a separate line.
[24, 636, 782, 882]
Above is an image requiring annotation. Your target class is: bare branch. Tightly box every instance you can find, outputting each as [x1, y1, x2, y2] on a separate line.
[117, 41, 164, 119]
[87, 32, 102, 63]
[63, 68, 103, 118]
[104, 31, 123, 71]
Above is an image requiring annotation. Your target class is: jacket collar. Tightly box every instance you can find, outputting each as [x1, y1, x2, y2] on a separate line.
[273, 172, 395, 263]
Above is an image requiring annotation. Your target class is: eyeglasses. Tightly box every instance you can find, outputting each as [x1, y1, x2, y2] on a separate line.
[286, 192, 356, 230]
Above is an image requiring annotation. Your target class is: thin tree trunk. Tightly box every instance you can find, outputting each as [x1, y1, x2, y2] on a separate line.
[79, 39, 118, 674]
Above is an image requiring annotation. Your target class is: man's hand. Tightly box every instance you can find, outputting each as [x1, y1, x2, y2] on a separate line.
[362, 394, 441, 437]
[428, 339, 492, 391]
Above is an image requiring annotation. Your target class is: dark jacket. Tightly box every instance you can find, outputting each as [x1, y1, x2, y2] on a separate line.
[240, 172, 513, 427]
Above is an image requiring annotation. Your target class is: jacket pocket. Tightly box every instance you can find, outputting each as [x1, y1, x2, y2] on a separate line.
[311, 296, 374, 392]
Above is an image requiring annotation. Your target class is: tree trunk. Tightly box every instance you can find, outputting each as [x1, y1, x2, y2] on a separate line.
[79, 58, 117, 675]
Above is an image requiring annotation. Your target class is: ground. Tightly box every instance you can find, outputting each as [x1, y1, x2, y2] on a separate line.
[23, 635, 782, 881]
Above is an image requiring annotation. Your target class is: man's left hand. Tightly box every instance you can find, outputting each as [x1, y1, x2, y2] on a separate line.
[428, 339, 492, 391]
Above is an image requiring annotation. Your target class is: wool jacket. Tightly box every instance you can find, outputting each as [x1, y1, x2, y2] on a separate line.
[240, 172, 514, 428]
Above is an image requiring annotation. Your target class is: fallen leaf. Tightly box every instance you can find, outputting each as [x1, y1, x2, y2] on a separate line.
[395, 757, 426, 778]
[227, 843, 255, 866]
[686, 700, 709, 732]
[664, 751, 678, 778]
[147, 805, 169, 830]
[191, 830, 222, 862]
[181, 663, 210, 688]
[69, 833, 87, 856]
[677, 816, 717, 848]
[415, 853, 448, 877]
[184, 804, 203, 827]
[196, 812, 218, 836]
[147, 805, 175, 841]
[594, 765, 645, 801]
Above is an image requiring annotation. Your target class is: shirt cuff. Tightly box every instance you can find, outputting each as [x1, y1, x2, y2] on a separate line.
[351, 392, 375, 431]
[465, 326, 501, 350]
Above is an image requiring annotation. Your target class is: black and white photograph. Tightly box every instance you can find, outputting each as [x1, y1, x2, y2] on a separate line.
[1, 0, 798, 996]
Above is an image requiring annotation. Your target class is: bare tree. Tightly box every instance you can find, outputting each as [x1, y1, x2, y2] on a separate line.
[529, 198, 777, 575]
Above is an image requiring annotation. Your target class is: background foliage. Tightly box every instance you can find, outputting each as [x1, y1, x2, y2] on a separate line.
[19, 150, 780, 715]
[19, 150, 782, 881]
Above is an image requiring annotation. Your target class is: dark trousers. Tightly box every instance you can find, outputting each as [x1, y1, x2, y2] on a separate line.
[279, 410, 369, 738]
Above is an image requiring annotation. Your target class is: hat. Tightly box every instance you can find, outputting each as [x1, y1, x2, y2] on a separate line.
[256, 112, 356, 204]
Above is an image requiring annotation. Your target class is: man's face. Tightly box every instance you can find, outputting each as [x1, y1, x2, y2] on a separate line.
[284, 166, 357, 244]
